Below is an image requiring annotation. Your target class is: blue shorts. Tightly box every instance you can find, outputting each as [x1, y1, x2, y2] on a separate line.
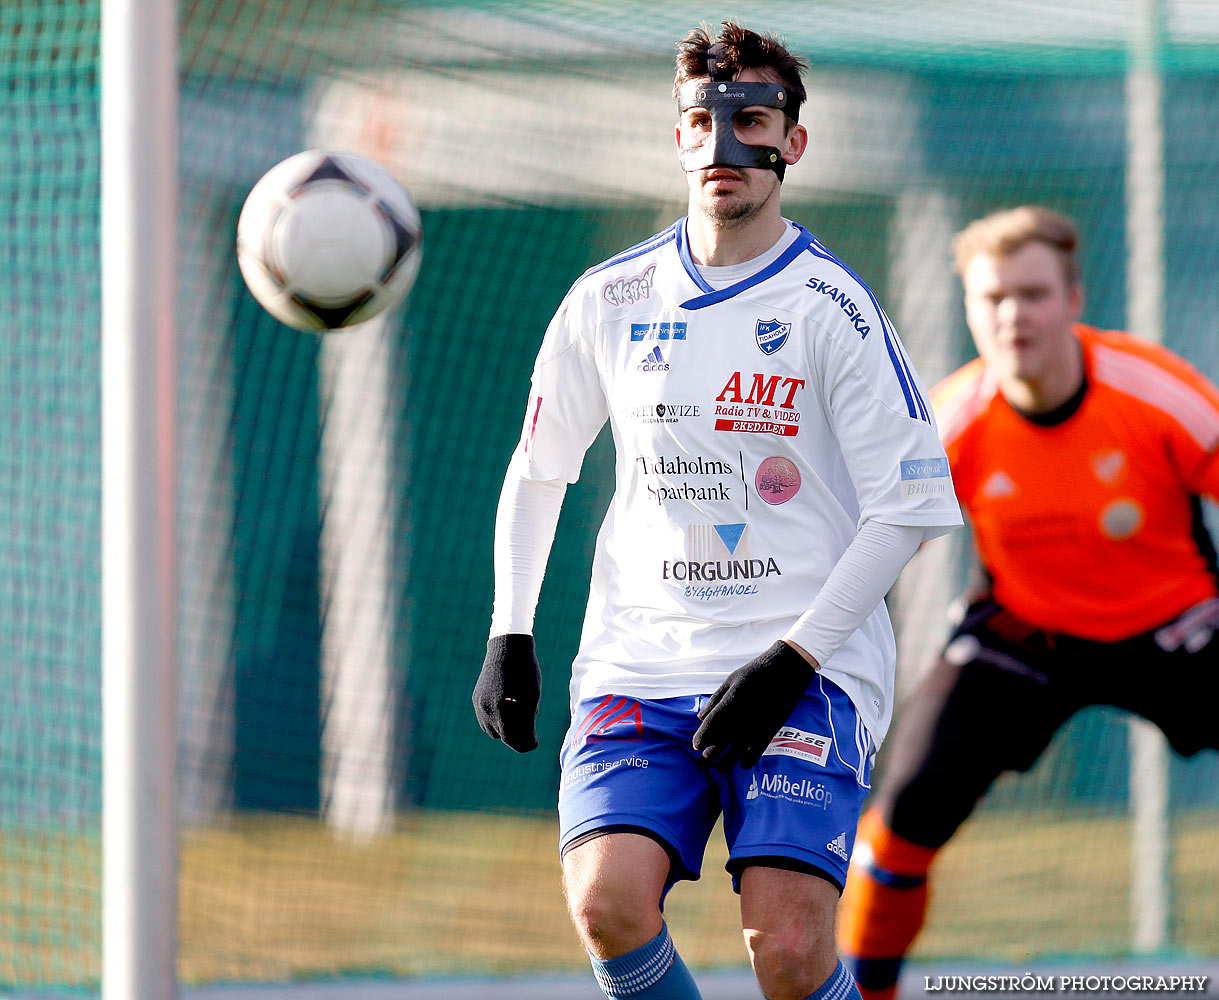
[558, 673, 872, 897]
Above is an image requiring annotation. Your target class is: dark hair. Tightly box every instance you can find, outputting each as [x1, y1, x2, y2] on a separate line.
[673, 21, 808, 123]
[952, 206, 1080, 286]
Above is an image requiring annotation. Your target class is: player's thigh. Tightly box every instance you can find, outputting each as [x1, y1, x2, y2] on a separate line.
[721, 674, 871, 894]
[878, 625, 1076, 846]
[562, 831, 671, 947]
[1103, 605, 1219, 756]
[558, 694, 721, 893]
[739, 865, 840, 982]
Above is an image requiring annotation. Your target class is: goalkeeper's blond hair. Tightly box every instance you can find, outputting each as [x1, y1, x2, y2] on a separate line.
[952, 206, 1080, 286]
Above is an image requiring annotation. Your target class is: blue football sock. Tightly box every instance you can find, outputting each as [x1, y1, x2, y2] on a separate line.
[588, 922, 702, 999]
[800, 959, 863, 1000]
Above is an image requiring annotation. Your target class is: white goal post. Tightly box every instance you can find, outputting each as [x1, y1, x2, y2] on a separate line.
[1125, 0, 1171, 954]
[101, 0, 179, 997]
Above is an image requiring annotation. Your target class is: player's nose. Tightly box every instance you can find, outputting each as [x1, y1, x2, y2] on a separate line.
[996, 296, 1022, 324]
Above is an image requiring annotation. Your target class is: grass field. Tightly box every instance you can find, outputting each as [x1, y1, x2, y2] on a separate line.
[175, 809, 1219, 982]
[3, 810, 1217, 987]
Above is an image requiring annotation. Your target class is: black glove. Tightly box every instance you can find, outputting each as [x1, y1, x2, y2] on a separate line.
[693, 640, 816, 772]
[473, 633, 542, 753]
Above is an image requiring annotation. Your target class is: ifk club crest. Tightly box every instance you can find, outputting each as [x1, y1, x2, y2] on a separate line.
[755, 318, 791, 355]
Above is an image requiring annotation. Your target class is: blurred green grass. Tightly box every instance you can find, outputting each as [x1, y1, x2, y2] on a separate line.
[178, 809, 1219, 981]
[2, 810, 1216, 987]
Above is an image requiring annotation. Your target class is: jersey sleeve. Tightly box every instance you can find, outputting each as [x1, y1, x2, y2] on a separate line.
[816, 308, 963, 536]
[928, 363, 988, 509]
[1153, 350, 1219, 500]
[1090, 329, 1219, 500]
[509, 292, 609, 484]
[1191, 448, 1219, 500]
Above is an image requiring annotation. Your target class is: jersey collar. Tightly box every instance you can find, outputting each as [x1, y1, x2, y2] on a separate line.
[675, 218, 816, 310]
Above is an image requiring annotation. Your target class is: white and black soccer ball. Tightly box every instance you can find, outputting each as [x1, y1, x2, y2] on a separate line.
[236, 149, 422, 331]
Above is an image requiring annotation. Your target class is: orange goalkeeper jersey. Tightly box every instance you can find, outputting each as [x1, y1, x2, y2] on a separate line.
[934, 324, 1219, 640]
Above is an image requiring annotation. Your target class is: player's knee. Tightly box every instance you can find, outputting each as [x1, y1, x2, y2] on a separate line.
[566, 883, 661, 957]
[562, 833, 671, 957]
[745, 924, 831, 998]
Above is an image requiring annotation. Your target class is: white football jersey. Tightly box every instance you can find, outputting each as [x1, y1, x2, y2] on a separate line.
[510, 218, 962, 743]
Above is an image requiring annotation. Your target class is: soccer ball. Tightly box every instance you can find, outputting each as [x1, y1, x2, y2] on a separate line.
[236, 149, 423, 331]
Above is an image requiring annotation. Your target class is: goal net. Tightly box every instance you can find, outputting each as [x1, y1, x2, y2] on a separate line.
[3, 0, 1218, 990]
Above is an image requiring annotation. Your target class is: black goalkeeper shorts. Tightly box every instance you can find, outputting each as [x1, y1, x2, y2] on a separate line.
[876, 596, 1219, 849]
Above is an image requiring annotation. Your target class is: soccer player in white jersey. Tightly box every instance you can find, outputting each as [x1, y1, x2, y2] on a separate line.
[473, 21, 961, 1000]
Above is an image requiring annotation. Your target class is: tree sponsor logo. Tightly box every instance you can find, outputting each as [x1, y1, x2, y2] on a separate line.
[755, 456, 801, 504]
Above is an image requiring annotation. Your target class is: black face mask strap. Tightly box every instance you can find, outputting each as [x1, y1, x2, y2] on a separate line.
[705, 41, 733, 82]
[702, 42, 799, 124]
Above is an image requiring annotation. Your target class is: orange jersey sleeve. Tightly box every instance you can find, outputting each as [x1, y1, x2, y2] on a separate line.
[931, 325, 1219, 640]
[1087, 327, 1219, 499]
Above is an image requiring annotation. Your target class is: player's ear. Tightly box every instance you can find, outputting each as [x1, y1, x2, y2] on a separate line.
[782, 122, 808, 166]
[1068, 280, 1084, 319]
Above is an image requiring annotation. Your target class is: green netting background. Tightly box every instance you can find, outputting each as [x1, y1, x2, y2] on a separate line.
[2, 0, 1218, 991]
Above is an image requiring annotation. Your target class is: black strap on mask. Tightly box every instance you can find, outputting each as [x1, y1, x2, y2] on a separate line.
[706, 41, 733, 81]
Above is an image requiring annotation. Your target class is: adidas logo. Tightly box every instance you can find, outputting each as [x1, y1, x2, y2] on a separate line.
[981, 469, 1016, 498]
[826, 831, 848, 860]
[746, 773, 760, 800]
[637, 346, 669, 372]
[1092, 449, 1125, 483]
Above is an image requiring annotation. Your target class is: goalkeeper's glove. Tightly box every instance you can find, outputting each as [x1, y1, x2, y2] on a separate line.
[692, 640, 816, 772]
[473, 633, 542, 753]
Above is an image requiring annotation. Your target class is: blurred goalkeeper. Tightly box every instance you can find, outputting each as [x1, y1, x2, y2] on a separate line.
[838, 205, 1219, 1000]
[472, 20, 960, 1000]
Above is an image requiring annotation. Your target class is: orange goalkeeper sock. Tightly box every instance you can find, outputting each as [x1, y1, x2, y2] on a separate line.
[838, 810, 938, 1000]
